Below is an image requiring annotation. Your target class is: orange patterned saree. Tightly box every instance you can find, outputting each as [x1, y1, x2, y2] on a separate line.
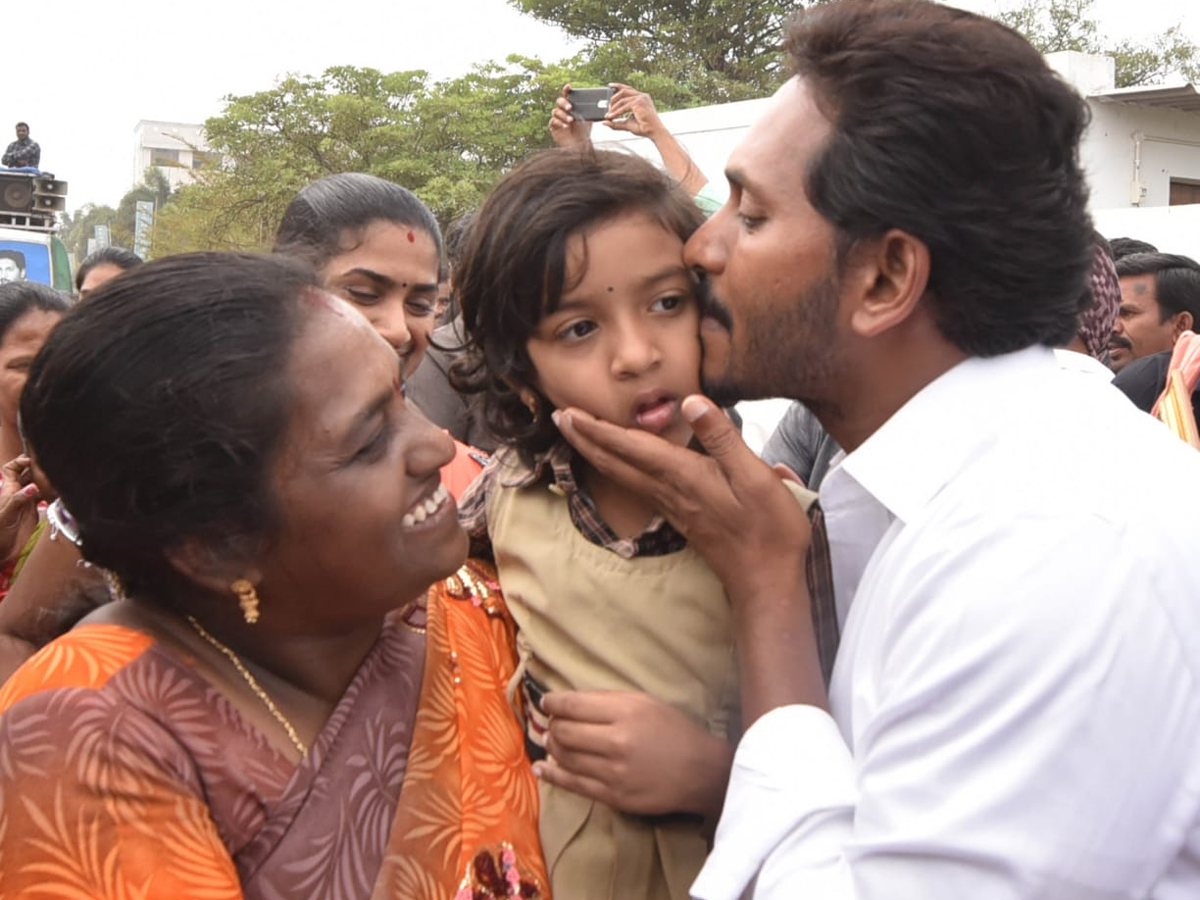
[0, 560, 546, 900]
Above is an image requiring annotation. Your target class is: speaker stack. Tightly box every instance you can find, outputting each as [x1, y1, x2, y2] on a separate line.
[0, 173, 33, 213]
[32, 177, 68, 212]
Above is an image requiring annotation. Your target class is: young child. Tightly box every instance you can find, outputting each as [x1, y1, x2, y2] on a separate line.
[455, 148, 813, 900]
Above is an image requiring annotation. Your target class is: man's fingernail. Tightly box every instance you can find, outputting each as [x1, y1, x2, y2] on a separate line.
[531, 762, 545, 778]
[551, 410, 564, 427]
[682, 396, 710, 422]
[22, 484, 39, 497]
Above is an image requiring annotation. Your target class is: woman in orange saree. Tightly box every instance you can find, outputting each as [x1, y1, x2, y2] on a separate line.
[0, 253, 545, 900]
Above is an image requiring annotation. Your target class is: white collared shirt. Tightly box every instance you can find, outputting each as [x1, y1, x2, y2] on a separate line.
[693, 346, 1200, 900]
[1053, 346, 1116, 380]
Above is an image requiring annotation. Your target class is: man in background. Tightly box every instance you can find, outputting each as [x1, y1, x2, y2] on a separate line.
[1110, 252, 1200, 372]
[1, 124, 40, 170]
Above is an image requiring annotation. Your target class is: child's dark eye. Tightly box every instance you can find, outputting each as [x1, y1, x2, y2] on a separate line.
[652, 294, 687, 313]
[558, 320, 597, 342]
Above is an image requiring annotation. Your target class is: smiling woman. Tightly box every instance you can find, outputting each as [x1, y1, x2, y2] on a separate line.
[274, 172, 487, 499]
[0, 252, 546, 900]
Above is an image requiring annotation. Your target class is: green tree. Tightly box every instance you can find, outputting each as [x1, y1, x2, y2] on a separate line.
[152, 60, 573, 251]
[59, 203, 119, 263]
[995, 0, 1200, 86]
[110, 168, 175, 250]
[508, 0, 796, 99]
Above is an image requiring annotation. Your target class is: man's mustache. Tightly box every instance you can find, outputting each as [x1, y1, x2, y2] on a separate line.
[1109, 334, 1132, 350]
[697, 278, 733, 331]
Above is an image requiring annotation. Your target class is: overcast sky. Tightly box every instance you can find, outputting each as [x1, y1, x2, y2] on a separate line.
[10, 0, 1198, 214]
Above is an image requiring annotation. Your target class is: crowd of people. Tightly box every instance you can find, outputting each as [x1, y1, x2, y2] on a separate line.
[1, 1, 1200, 898]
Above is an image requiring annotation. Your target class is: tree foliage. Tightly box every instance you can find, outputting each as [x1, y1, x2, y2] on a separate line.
[508, 0, 795, 99]
[59, 203, 118, 262]
[995, 0, 1200, 86]
[152, 61, 571, 255]
[104, 0, 1200, 257]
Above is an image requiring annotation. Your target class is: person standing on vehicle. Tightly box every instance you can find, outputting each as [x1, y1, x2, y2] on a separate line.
[2, 123, 40, 170]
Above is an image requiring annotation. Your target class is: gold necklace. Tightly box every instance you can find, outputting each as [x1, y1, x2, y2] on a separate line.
[186, 616, 308, 757]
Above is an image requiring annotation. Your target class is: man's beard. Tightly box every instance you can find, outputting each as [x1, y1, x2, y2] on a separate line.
[698, 272, 842, 409]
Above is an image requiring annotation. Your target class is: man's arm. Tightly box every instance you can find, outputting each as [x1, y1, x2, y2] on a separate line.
[1, 143, 15, 167]
[558, 398, 1200, 898]
[696, 516, 1200, 899]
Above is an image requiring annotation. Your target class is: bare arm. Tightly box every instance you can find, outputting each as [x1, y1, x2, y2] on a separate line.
[604, 84, 709, 197]
[0, 525, 109, 682]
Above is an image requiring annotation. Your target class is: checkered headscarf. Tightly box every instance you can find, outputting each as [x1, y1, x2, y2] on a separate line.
[1079, 246, 1121, 360]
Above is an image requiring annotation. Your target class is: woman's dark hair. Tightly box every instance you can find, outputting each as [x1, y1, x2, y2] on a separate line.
[74, 246, 143, 292]
[453, 148, 704, 461]
[0, 281, 70, 344]
[21, 252, 319, 601]
[273, 172, 444, 272]
[785, 0, 1093, 356]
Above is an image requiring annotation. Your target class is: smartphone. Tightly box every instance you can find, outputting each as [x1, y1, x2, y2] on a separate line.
[567, 86, 614, 122]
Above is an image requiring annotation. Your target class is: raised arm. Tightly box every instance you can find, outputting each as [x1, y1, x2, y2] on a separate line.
[603, 84, 709, 197]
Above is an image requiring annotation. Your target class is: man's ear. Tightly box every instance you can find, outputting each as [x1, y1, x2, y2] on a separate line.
[846, 229, 931, 339]
[1172, 310, 1194, 339]
[165, 534, 262, 597]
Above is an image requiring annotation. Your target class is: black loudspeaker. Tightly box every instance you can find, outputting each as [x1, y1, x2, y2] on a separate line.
[0, 174, 33, 213]
[32, 177, 67, 212]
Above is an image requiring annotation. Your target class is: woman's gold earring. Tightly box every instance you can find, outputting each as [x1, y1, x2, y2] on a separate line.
[231, 578, 260, 624]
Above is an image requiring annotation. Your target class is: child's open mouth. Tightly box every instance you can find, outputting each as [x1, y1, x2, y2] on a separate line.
[633, 395, 677, 433]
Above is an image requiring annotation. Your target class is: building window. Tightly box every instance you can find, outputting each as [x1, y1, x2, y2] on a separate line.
[150, 148, 182, 167]
[191, 151, 219, 170]
[1169, 179, 1200, 206]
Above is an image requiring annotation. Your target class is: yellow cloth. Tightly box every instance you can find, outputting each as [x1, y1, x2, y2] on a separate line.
[487, 475, 813, 900]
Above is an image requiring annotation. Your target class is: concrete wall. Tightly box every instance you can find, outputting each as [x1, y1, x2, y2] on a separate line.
[1084, 102, 1200, 209]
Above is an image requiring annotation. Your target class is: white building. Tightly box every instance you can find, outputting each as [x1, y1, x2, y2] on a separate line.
[593, 51, 1200, 258]
[132, 120, 218, 191]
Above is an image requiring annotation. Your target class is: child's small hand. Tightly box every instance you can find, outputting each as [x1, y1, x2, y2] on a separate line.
[533, 689, 733, 819]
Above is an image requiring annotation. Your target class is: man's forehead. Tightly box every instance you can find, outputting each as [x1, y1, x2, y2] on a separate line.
[1119, 274, 1159, 308]
[727, 78, 831, 192]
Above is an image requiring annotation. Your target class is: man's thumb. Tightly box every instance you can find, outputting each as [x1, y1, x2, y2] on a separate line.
[682, 395, 745, 460]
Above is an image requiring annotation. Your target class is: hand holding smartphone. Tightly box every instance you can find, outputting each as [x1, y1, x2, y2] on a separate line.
[566, 87, 615, 122]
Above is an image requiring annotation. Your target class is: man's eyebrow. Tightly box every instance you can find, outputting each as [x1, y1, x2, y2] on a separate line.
[725, 166, 764, 198]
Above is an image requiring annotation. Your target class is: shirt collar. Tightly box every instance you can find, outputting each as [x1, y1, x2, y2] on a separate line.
[496, 440, 581, 494]
[837, 346, 1057, 524]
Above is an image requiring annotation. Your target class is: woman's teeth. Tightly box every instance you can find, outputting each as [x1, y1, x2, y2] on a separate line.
[403, 484, 449, 527]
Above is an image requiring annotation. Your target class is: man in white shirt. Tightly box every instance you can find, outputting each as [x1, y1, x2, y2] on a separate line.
[550, 1, 1200, 897]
